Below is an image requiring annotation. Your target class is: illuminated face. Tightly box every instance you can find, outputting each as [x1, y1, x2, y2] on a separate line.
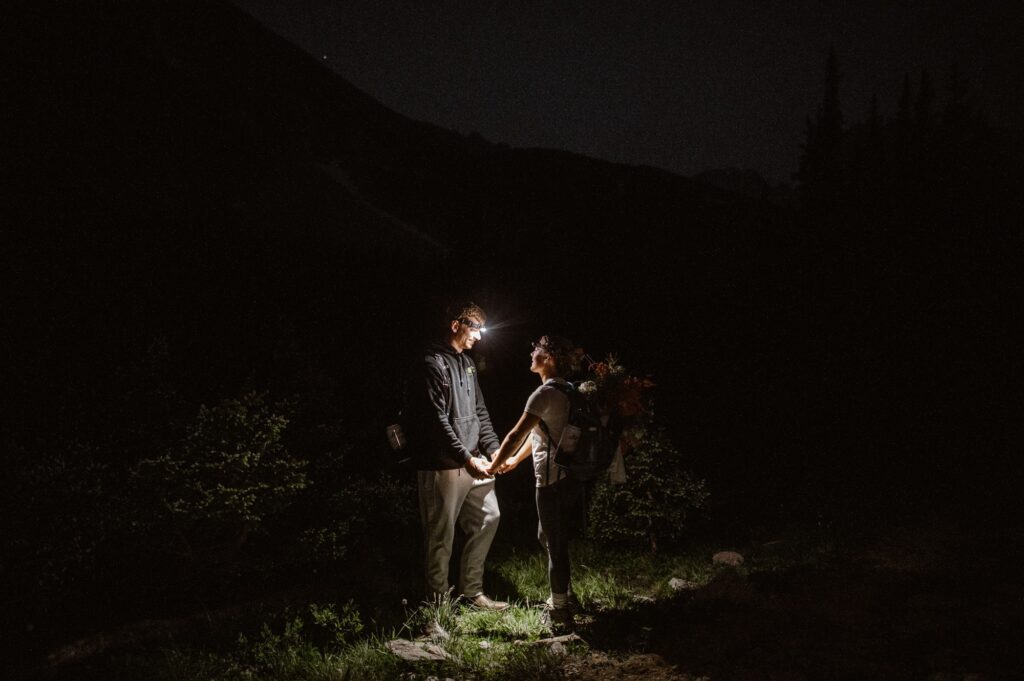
[529, 342, 549, 374]
[450, 315, 484, 352]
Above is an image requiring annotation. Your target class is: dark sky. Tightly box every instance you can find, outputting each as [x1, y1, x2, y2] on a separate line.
[230, 1, 1020, 184]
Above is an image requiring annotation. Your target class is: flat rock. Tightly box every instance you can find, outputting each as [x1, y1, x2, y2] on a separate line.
[385, 638, 450, 662]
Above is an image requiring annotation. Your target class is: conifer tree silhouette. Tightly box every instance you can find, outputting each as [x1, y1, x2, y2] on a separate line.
[797, 47, 845, 210]
[896, 74, 913, 128]
[915, 70, 935, 131]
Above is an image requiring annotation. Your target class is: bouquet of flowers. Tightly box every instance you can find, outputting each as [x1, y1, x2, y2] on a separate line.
[572, 350, 655, 460]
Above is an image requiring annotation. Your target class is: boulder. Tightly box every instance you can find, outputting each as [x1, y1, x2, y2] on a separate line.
[712, 550, 745, 566]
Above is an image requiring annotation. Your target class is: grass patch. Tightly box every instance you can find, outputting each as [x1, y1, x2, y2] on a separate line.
[491, 540, 716, 606]
[492, 549, 550, 602]
[493, 542, 718, 612]
[107, 536, 841, 680]
[456, 604, 548, 640]
[572, 543, 716, 607]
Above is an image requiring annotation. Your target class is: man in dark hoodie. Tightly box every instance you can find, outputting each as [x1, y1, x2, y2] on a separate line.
[413, 301, 508, 610]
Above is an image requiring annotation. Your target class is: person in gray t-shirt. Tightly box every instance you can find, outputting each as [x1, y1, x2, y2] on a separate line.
[488, 335, 581, 630]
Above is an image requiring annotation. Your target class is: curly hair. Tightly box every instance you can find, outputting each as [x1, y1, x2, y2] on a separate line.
[534, 335, 575, 377]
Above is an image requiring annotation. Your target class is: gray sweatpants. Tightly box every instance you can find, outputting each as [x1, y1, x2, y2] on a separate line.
[418, 465, 500, 599]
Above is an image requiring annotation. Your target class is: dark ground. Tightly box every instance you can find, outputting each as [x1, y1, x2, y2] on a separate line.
[20, 511, 1024, 680]
[569, 518, 1024, 681]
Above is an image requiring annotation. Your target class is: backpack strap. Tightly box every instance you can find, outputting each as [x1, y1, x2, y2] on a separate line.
[537, 382, 572, 483]
[429, 352, 453, 398]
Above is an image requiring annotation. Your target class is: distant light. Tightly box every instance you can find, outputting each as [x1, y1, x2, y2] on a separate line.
[322, 55, 328, 60]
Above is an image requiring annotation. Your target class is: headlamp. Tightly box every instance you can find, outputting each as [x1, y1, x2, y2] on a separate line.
[460, 318, 487, 333]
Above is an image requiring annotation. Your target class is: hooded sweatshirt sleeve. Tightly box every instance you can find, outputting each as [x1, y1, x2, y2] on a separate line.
[473, 368, 500, 456]
[424, 355, 474, 464]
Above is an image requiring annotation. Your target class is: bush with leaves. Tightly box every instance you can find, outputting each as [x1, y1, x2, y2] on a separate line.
[133, 391, 308, 556]
[586, 427, 708, 552]
[297, 473, 417, 567]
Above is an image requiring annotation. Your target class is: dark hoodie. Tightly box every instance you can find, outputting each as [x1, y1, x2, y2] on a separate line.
[412, 342, 500, 470]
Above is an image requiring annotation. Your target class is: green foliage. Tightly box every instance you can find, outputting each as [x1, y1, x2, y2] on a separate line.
[442, 633, 567, 680]
[455, 603, 547, 640]
[2, 442, 121, 608]
[298, 473, 417, 565]
[133, 392, 308, 548]
[408, 590, 461, 638]
[128, 608, 395, 681]
[492, 543, 714, 613]
[493, 550, 550, 603]
[570, 543, 715, 608]
[309, 601, 364, 648]
[129, 596, 558, 681]
[587, 428, 708, 552]
[116, 536, 831, 680]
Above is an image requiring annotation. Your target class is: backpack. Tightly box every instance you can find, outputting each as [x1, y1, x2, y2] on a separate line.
[385, 351, 452, 463]
[540, 382, 621, 481]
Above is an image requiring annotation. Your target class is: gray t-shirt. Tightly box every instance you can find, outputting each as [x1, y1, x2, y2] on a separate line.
[524, 378, 571, 487]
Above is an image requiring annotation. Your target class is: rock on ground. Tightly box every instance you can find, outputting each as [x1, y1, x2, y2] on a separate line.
[712, 550, 744, 566]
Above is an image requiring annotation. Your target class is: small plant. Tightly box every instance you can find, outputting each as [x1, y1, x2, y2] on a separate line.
[309, 600, 364, 648]
[407, 589, 461, 639]
[587, 427, 708, 552]
[337, 636, 404, 681]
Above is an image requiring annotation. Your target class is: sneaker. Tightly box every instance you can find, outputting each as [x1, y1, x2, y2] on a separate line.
[467, 593, 510, 611]
[544, 593, 580, 614]
[541, 605, 574, 633]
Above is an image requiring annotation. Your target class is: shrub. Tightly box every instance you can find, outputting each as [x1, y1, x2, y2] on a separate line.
[133, 391, 308, 554]
[586, 427, 708, 552]
[296, 473, 418, 569]
[308, 601, 364, 648]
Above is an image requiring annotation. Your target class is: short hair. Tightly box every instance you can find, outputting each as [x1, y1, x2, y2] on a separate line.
[446, 301, 486, 325]
[535, 335, 575, 376]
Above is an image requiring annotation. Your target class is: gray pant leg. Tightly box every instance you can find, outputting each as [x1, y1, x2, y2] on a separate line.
[418, 468, 473, 598]
[456, 478, 500, 597]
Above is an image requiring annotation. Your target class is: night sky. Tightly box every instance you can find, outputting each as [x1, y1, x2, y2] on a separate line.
[230, 0, 1021, 184]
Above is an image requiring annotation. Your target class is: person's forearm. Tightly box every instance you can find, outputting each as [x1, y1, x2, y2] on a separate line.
[491, 427, 531, 468]
[508, 440, 532, 466]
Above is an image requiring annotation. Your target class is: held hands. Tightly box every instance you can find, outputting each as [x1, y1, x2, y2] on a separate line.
[487, 461, 511, 475]
[464, 456, 491, 480]
[485, 454, 520, 476]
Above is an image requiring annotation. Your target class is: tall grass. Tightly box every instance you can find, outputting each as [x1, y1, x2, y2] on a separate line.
[494, 542, 716, 611]
[112, 540, 742, 680]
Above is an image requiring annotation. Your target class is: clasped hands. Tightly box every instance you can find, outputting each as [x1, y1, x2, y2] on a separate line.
[464, 452, 517, 479]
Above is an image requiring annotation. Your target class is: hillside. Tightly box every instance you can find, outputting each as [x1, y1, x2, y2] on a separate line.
[4, 0, 777, 475]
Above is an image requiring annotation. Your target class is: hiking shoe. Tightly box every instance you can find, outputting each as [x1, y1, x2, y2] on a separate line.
[467, 593, 510, 611]
[545, 594, 580, 614]
[541, 605, 574, 633]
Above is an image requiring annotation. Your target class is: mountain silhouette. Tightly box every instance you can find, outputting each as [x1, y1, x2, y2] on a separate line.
[5, 0, 775, 399]
[4, 2, 803, 548]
